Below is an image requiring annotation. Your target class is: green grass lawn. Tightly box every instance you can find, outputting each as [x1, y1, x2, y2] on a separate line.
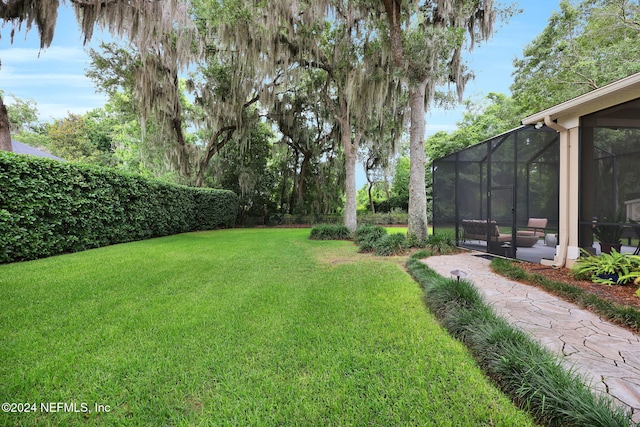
[0, 229, 535, 426]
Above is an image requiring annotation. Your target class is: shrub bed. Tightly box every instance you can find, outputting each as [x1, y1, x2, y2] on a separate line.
[276, 211, 408, 226]
[0, 152, 238, 263]
[354, 224, 387, 252]
[424, 232, 456, 255]
[406, 252, 634, 427]
[309, 224, 352, 240]
[375, 233, 407, 256]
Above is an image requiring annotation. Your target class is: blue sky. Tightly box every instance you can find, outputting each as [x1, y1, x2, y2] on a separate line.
[1, 1, 561, 134]
[0, 5, 109, 120]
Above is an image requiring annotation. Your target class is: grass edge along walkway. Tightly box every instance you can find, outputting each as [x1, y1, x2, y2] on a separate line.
[406, 250, 636, 427]
[0, 229, 534, 426]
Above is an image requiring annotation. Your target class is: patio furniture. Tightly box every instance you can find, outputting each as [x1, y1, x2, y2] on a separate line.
[517, 218, 548, 238]
[516, 232, 539, 247]
[461, 220, 511, 243]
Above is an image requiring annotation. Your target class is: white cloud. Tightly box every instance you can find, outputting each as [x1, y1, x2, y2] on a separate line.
[0, 43, 103, 120]
[1, 66, 106, 120]
[38, 99, 107, 120]
[2, 71, 95, 88]
[0, 46, 88, 64]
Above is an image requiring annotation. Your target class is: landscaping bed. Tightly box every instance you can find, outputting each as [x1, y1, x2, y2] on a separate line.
[516, 262, 640, 310]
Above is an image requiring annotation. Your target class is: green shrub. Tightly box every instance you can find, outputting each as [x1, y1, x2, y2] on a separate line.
[281, 214, 343, 225]
[354, 224, 387, 252]
[309, 224, 352, 240]
[277, 212, 408, 226]
[375, 233, 406, 256]
[354, 224, 387, 244]
[0, 152, 238, 263]
[357, 209, 408, 225]
[425, 232, 456, 255]
[357, 236, 379, 253]
[406, 232, 426, 248]
[571, 249, 640, 285]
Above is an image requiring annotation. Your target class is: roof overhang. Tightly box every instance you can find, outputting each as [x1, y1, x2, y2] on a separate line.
[11, 139, 65, 161]
[522, 72, 640, 127]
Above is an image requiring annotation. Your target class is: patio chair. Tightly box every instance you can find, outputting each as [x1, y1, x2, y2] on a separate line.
[518, 218, 548, 238]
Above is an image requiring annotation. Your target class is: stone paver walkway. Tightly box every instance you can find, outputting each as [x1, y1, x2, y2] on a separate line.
[422, 252, 640, 423]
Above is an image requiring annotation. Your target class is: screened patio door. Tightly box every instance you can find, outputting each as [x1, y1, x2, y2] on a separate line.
[488, 185, 516, 257]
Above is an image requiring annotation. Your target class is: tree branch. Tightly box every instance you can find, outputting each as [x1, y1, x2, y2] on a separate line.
[277, 33, 333, 75]
[194, 125, 237, 187]
[243, 94, 260, 110]
[70, 0, 131, 7]
[381, 0, 404, 67]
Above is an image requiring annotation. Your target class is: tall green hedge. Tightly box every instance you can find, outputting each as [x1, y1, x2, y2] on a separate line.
[0, 152, 238, 263]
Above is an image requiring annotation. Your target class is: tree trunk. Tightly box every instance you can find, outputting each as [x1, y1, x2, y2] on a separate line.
[407, 80, 428, 242]
[296, 153, 310, 213]
[368, 181, 375, 213]
[382, 0, 404, 66]
[289, 149, 300, 214]
[194, 126, 236, 187]
[279, 154, 290, 214]
[343, 120, 358, 233]
[0, 96, 12, 152]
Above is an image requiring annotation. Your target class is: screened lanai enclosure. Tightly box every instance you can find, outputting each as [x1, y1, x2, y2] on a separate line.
[434, 97, 640, 262]
[579, 98, 640, 255]
[433, 125, 560, 262]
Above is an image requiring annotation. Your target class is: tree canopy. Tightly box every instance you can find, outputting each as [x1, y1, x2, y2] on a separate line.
[511, 0, 640, 114]
[1, 0, 198, 154]
[1, 0, 536, 232]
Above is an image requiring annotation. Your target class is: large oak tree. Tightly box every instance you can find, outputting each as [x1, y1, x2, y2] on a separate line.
[214, 0, 402, 231]
[378, 0, 497, 241]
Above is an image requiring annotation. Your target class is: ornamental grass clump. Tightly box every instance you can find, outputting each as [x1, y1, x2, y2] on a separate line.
[425, 232, 456, 255]
[309, 224, 352, 240]
[406, 253, 634, 427]
[354, 224, 387, 253]
[375, 233, 407, 256]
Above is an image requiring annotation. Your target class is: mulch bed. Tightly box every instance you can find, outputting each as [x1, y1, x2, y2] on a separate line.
[517, 262, 640, 310]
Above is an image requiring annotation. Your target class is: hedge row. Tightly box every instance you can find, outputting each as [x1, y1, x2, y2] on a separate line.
[0, 152, 238, 263]
[270, 211, 408, 226]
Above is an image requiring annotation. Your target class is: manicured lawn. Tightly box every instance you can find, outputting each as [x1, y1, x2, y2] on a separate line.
[0, 229, 534, 426]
